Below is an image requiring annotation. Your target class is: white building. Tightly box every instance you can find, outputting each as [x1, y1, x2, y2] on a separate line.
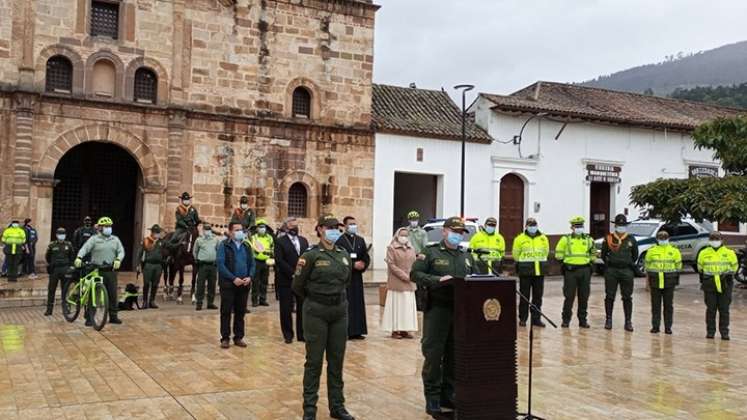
[371, 81, 745, 269]
[371, 84, 493, 268]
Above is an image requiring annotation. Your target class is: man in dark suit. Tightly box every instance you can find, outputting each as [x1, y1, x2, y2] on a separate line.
[274, 217, 309, 344]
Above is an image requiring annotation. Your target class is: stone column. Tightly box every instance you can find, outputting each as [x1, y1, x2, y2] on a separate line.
[166, 110, 186, 226]
[30, 176, 56, 267]
[11, 92, 36, 216]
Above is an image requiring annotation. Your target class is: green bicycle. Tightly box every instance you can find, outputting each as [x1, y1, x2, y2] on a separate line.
[62, 263, 112, 331]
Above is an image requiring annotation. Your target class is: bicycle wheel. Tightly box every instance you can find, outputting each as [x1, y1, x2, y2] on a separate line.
[90, 282, 109, 331]
[62, 282, 81, 322]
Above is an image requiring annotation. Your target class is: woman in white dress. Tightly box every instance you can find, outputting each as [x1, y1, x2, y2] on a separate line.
[382, 227, 419, 338]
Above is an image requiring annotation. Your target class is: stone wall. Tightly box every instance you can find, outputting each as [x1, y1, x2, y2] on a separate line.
[0, 0, 378, 264]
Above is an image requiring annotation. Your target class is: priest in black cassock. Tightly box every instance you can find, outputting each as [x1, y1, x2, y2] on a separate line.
[337, 216, 370, 340]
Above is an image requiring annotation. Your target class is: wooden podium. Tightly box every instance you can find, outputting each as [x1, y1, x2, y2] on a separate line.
[452, 275, 517, 420]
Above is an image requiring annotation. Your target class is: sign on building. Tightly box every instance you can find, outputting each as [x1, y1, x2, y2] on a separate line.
[586, 163, 621, 184]
[688, 165, 718, 178]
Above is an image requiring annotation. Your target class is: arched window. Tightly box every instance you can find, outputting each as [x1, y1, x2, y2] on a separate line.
[288, 183, 308, 217]
[292, 87, 311, 118]
[46, 56, 73, 93]
[133, 67, 157, 103]
[92, 59, 116, 97]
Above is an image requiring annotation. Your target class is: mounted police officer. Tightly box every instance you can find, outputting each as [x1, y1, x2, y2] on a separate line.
[292, 215, 355, 420]
[169, 192, 201, 250]
[230, 195, 256, 231]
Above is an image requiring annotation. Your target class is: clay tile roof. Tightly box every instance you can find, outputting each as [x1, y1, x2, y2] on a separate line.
[482, 81, 746, 131]
[372, 84, 492, 143]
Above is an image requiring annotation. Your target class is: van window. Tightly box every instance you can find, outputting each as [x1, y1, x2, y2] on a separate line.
[675, 223, 698, 237]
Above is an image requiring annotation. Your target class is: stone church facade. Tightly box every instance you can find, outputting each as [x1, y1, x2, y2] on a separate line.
[0, 0, 377, 267]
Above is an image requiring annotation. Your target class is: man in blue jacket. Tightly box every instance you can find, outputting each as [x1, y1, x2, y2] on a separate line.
[217, 223, 255, 349]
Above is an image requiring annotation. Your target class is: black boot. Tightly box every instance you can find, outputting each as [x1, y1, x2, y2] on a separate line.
[604, 299, 613, 330]
[149, 301, 159, 309]
[44, 307, 53, 316]
[623, 300, 634, 332]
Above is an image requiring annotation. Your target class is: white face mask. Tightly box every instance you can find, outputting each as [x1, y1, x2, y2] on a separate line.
[709, 240, 722, 248]
[258, 227, 267, 235]
[397, 236, 409, 245]
[573, 227, 584, 235]
[56, 234, 66, 241]
[409, 220, 419, 228]
[240, 204, 248, 210]
[182, 200, 191, 206]
[615, 226, 627, 234]
[658, 239, 669, 246]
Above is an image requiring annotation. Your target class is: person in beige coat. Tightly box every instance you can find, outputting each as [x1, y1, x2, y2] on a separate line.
[383, 227, 419, 338]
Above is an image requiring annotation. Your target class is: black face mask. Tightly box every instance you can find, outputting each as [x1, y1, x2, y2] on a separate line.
[288, 228, 299, 236]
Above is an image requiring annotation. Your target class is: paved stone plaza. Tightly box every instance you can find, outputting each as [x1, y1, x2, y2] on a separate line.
[0, 273, 744, 419]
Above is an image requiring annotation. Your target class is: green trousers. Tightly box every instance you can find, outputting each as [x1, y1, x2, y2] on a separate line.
[47, 267, 68, 310]
[704, 280, 733, 336]
[5, 252, 22, 281]
[562, 266, 591, 323]
[605, 267, 634, 302]
[302, 299, 348, 416]
[142, 263, 162, 306]
[252, 260, 269, 305]
[650, 287, 674, 330]
[421, 304, 455, 402]
[196, 263, 217, 306]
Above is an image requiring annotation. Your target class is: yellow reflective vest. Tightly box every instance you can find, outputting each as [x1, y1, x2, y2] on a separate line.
[512, 232, 550, 276]
[248, 234, 274, 262]
[554, 234, 594, 266]
[644, 244, 682, 289]
[1, 226, 27, 255]
[469, 230, 505, 262]
[697, 246, 738, 294]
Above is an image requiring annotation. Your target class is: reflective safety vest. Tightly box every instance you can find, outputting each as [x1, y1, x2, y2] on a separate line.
[697, 246, 738, 293]
[512, 232, 550, 276]
[1, 226, 27, 255]
[554, 234, 594, 266]
[644, 244, 682, 289]
[249, 234, 274, 262]
[469, 230, 506, 262]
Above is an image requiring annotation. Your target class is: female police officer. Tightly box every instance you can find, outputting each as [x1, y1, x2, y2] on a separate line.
[292, 215, 355, 420]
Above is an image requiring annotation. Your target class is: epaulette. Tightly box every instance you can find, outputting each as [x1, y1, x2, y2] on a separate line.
[426, 243, 439, 248]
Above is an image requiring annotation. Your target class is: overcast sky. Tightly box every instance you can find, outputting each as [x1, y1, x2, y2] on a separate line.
[373, 0, 747, 99]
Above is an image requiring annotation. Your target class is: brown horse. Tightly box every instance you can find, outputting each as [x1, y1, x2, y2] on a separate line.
[161, 226, 198, 304]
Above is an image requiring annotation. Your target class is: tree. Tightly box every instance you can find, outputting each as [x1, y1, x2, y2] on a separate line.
[630, 116, 747, 223]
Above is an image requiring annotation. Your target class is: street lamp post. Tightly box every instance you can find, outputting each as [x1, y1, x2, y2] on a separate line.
[454, 84, 475, 218]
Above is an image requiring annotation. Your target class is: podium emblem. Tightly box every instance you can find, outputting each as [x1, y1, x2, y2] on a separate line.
[483, 298, 501, 321]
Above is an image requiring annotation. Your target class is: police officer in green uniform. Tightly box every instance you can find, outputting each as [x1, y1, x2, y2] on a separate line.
[44, 227, 75, 316]
[601, 214, 639, 331]
[230, 195, 256, 231]
[555, 216, 595, 329]
[410, 216, 477, 417]
[75, 216, 125, 325]
[169, 192, 201, 250]
[193, 223, 220, 311]
[139, 224, 164, 309]
[292, 215, 355, 420]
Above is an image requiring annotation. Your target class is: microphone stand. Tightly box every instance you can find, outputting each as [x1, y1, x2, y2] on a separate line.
[516, 288, 557, 420]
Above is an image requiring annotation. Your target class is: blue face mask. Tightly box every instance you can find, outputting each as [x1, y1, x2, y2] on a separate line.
[324, 228, 342, 243]
[258, 227, 267, 235]
[658, 240, 669, 246]
[527, 226, 538, 235]
[234, 230, 246, 241]
[573, 227, 584, 235]
[446, 231, 463, 247]
[485, 226, 496, 234]
[615, 226, 627, 234]
[347, 224, 358, 235]
[56, 234, 66, 241]
[102, 227, 112, 236]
